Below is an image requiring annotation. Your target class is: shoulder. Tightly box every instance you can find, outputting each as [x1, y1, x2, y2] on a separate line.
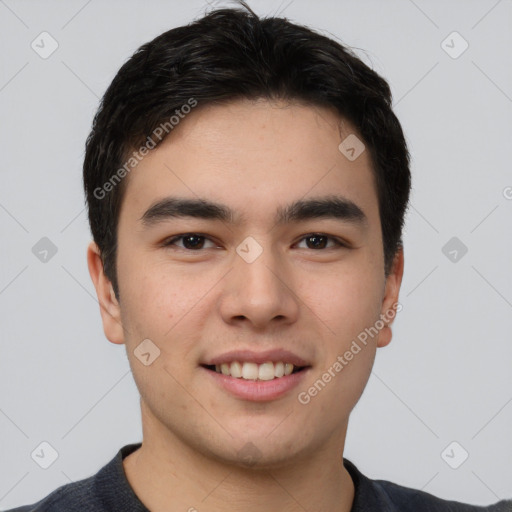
[343, 458, 512, 512]
[374, 477, 511, 511]
[3, 474, 103, 511]
[3, 443, 143, 512]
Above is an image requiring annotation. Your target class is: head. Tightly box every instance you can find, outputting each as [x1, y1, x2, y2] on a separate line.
[85, 2, 410, 467]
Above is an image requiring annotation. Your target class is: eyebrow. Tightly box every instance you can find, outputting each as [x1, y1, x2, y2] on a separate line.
[139, 195, 368, 229]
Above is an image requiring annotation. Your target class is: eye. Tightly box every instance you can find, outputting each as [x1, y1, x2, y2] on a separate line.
[162, 232, 348, 251]
[295, 233, 347, 250]
[162, 233, 217, 250]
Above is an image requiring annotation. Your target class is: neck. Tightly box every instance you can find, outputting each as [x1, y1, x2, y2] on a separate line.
[123, 405, 355, 512]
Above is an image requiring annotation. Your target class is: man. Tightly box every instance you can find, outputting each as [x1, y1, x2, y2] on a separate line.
[7, 2, 511, 511]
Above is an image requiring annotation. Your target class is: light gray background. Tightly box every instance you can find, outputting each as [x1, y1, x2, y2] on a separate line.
[1, 0, 511, 509]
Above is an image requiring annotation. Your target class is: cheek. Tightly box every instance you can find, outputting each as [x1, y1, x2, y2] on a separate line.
[118, 254, 186, 325]
[302, 262, 384, 340]
[118, 260, 215, 363]
[118, 270, 177, 337]
[119, 269, 201, 396]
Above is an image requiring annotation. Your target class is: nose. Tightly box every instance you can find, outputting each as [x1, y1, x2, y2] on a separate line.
[218, 241, 300, 330]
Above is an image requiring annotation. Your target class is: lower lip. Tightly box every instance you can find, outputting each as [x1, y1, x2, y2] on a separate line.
[201, 366, 310, 402]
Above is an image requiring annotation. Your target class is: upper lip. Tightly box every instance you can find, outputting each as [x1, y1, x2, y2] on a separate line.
[202, 349, 311, 367]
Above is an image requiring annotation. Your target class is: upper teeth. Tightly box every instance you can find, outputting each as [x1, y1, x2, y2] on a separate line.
[215, 361, 295, 380]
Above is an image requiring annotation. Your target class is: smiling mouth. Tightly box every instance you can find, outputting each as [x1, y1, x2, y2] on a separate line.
[201, 361, 309, 381]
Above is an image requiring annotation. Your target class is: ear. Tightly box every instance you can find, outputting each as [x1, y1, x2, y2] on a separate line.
[376, 247, 404, 348]
[87, 240, 125, 345]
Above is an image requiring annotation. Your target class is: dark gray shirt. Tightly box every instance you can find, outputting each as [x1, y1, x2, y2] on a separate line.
[6, 443, 511, 511]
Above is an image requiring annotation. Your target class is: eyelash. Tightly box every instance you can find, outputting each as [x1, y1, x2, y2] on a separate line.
[162, 233, 348, 251]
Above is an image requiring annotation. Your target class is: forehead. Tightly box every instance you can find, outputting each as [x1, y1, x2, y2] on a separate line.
[118, 98, 379, 229]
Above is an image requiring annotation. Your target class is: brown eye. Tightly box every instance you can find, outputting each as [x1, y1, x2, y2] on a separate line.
[296, 234, 346, 250]
[163, 234, 216, 250]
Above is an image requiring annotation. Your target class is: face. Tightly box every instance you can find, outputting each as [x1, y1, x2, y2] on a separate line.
[88, 98, 403, 468]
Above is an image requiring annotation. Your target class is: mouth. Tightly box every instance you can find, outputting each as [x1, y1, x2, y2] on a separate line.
[200, 349, 312, 401]
[201, 361, 309, 381]
[201, 361, 311, 402]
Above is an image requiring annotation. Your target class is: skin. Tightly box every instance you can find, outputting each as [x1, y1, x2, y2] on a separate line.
[87, 98, 404, 512]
